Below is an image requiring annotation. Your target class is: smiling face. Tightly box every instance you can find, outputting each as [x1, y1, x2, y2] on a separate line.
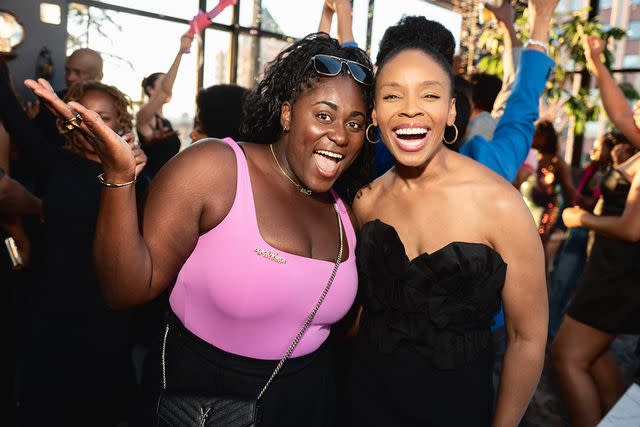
[279, 75, 367, 193]
[373, 49, 456, 167]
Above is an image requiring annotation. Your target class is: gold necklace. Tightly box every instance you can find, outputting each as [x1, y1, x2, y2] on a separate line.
[269, 144, 312, 196]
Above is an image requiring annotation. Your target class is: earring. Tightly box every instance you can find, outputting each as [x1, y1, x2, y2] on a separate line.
[282, 124, 289, 132]
[443, 123, 459, 145]
[366, 123, 379, 144]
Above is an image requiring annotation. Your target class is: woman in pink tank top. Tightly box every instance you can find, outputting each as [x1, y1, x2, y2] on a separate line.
[26, 32, 374, 426]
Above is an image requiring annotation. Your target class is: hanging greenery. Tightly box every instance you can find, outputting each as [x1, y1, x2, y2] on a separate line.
[473, 5, 630, 136]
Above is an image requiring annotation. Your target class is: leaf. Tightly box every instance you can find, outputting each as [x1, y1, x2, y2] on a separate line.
[619, 82, 640, 101]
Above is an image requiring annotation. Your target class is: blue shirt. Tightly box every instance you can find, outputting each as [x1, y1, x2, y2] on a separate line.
[373, 49, 556, 328]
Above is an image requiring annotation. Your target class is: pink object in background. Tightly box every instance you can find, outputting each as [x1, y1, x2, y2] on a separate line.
[185, 0, 237, 53]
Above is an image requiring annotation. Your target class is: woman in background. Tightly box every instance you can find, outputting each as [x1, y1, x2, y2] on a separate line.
[2, 78, 146, 426]
[189, 84, 248, 143]
[137, 32, 193, 178]
[553, 144, 640, 427]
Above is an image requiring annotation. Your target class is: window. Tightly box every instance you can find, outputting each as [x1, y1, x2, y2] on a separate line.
[599, 0, 612, 9]
[628, 21, 640, 40]
[202, 29, 232, 87]
[370, 0, 462, 61]
[93, 0, 199, 21]
[623, 55, 640, 68]
[205, 0, 234, 25]
[67, 3, 198, 146]
[236, 33, 290, 88]
[260, 0, 325, 38]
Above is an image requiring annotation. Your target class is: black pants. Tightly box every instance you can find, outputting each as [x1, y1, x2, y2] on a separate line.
[133, 311, 337, 427]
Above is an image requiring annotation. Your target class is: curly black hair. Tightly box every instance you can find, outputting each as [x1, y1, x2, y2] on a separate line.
[196, 84, 248, 140]
[375, 16, 456, 95]
[241, 32, 374, 203]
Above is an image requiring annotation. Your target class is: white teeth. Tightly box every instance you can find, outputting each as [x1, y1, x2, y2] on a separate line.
[315, 150, 344, 160]
[395, 127, 428, 136]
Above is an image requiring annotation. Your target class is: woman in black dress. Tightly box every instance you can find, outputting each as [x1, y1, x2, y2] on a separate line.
[552, 149, 640, 427]
[137, 31, 194, 178]
[0, 78, 147, 426]
[344, 1, 554, 425]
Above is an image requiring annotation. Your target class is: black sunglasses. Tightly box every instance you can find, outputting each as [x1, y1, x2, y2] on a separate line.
[312, 54, 373, 86]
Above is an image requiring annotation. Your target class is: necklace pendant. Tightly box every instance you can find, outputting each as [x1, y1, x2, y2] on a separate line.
[299, 187, 312, 196]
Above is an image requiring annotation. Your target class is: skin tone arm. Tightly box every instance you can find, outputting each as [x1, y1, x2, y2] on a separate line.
[488, 1, 520, 82]
[491, 187, 548, 427]
[584, 35, 640, 147]
[563, 161, 640, 242]
[136, 32, 194, 136]
[487, 1, 521, 117]
[527, 0, 557, 55]
[317, 0, 355, 44]
[25, 78, 211, 308]
[318, 1, 334, 34]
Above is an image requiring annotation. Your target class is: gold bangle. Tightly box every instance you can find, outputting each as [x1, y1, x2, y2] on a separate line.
[97, 173, 137, 188]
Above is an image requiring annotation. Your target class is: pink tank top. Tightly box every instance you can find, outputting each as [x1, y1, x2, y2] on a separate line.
[169, 138, 358, 360]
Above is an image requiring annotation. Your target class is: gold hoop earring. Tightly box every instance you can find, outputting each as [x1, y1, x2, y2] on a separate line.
[443, 123, 459, 145]
[366, 123, 379, 144]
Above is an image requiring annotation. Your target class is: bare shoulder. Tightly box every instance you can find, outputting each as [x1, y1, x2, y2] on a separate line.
[352, 172, 388, 224]
[452, 153, 530, 218]
[158, 137, 237, 185]
[147, 138, 238, 210]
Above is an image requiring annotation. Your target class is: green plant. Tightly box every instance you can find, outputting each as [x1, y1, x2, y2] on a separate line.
[474, 6, 628, 136]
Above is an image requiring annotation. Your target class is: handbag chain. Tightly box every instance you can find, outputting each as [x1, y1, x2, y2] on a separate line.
[161, 202, 344, 401]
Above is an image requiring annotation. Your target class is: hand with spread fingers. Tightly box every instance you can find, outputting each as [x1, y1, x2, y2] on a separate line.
[24, 78, 139, 182]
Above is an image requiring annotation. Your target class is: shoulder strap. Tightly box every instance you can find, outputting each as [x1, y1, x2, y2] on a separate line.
[256, 202, 343, 399]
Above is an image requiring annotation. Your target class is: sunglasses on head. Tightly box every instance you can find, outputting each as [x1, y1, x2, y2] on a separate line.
[312, 54, 373, 86]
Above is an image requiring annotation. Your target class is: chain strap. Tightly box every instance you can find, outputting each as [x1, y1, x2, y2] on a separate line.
[161, 203, 344, 400]
[257, 203, 343, 399]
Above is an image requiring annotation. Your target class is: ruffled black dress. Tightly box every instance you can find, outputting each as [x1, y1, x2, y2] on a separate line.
[345, 220, 506, 427]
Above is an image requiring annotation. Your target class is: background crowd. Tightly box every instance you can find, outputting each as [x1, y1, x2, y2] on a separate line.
[1, 1, 639, 426]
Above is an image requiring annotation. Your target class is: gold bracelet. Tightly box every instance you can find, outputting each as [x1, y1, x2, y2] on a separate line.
[97, 173, 137, 188]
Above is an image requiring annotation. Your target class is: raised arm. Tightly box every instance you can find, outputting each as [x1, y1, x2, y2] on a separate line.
[136, 32, 194, 137]
[491, 186, 548, 427]
[335, 0, 355, 45]
[487, 0, 522, 118]
[318, 0, 334, 35]
[584, 35, 640, 147]
[318, 0, 355, 45]
[563, 159, 640, 242]
[24, 78, 228, 309]
[460, 0, 557, 183]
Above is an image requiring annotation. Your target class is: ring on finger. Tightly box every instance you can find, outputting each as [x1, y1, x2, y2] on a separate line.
[62, 113, 83, 131]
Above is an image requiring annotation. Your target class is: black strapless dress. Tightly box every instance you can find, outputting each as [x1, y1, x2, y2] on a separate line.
[344, 220, 506, 427]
